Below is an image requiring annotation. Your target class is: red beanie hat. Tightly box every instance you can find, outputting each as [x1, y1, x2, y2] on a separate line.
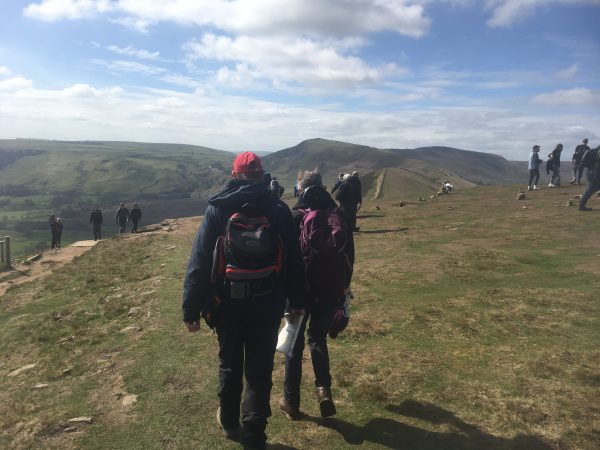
[233, 152, 263, 175]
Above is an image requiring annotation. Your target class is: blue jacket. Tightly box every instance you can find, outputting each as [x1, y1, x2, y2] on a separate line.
[182, 179, 307, 323]
[528, 152, 541, 171]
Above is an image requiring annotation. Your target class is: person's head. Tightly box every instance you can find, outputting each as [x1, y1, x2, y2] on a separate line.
[232, 152, 264, 182]
[583, 138, 588, 144]
[533, 144, 540, 152]
[298, 171, 323, 193]
[96, 206, 100, 211]
[352, 171, 359, 177]
[133, 203, 138, 208]
[343, 173, 351, 181]
[338, 172, 344, 180]
[120, 202, 125, 207]
[556, 143, 563, 151]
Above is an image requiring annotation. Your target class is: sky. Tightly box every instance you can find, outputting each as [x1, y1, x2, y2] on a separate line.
[0, 0, 599, 160]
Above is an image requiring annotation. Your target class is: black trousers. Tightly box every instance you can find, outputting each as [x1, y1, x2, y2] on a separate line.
[528, 168, 540, 186]
[118, 221, 127, 233]
[340, 202, 358, 231]
[284, 300, 337, 407]
[214, 294, 285, 449]
[579, 176, 600, 209]
[92, 226, 102, 240]
[131, 220, 139, 233]
[51, 231, 60, 249]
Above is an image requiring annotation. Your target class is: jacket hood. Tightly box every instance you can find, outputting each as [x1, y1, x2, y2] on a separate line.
[209, 178, 274, 210]
[292, 185, 337, 211]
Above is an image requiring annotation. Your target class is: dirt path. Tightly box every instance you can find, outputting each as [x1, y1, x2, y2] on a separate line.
[0, 217, 199, 299]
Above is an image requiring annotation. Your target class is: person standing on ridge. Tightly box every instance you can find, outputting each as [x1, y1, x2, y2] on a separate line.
[578, 144, 600, 211]
[129, 203, 142, 233]
[278, 171, 354, 421]
[49, 214, 61, 249]
[528, 145, 543, 191]
[269, 177, 284, 199]
[548, 144, 563, 188]
[90, 207, 103, 241]
[571, 138, 589, 185]
[115, 202, 129, 233]
[182, 152, 307, 450]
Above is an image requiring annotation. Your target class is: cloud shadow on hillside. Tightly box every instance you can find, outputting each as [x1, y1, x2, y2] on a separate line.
[306, 399, 553, 450]
[358, 227, 409, 235]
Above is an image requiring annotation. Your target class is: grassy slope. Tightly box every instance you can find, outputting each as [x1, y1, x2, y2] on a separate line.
[1, 184, 598, 449]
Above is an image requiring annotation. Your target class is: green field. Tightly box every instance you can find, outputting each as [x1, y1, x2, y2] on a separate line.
[1, 184, 598, 450]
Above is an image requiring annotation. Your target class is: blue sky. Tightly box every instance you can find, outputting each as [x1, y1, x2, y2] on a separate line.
[1, 0, 599, 159]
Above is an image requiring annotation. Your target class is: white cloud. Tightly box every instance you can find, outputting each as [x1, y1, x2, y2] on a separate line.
[484, 0, 600, 27]
[0, 66, 11, 77]
[532, 87, 600, 107]
[0, 77, 33, 92]
[1, 79, 598, 160]
[556, 64, 578, 80]
[91, 59, 167, 75]
[186, 33, 402, 89]
[106, 45, 160, 60]
[24, 0, 431, 38]
[24, 0, 113, 21]
[61, 83, 122, 97]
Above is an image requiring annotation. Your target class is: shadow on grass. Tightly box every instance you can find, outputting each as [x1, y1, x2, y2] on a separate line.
[356, 214, 386, 219]
[358, 228, 409, 235]
[307, 400, 553, 450]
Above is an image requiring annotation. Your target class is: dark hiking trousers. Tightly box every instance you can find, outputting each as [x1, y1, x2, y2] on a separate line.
[284, 300, 337, 408]
[573, 164, 584, 183]
[528, 169, 540, 187]
[551, 167, 561, 186]
[118, 220, 127, 233]
[93, 226, 102, 240]
[579, 176, 600, 210]
[340, 202, 358, 231]
[51, 231, 60, 249]
[131, 220, 139, 233]
[214, 294, 285, 450]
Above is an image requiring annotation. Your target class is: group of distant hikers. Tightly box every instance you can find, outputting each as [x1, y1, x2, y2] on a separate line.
[528, 138, 600, 211]
[182, 152, 359, 450]
[48, 202, 143, 248]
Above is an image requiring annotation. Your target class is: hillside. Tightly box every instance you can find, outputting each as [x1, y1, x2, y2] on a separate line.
[263, 138, 527, 190]
[1, 184, 598, 450]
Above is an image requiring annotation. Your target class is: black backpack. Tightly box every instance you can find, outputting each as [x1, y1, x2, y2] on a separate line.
[212, 205, 283, 299]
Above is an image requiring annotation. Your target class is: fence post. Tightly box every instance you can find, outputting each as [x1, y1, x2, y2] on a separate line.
[4, 236, 10, 268]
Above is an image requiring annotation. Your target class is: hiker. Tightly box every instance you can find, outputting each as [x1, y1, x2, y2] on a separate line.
[547, 144, 563, 187]
[48, 214, 62, 249]
[330, 173, 345, 195]
[129, 203, 142, 233]
[115, 203, 129, 233]
[335, 172, 362, 232]
[528, 145, 543, 191]
[182, 152, 307, 450]
[90, 207, 103, 241]
[278, 171, 354, 421]
[571, 138, 590, 185]
[269, 177, 284, 199]
[578, 144, 600, 211]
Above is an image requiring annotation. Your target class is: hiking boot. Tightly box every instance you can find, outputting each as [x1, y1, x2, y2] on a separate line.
[579, 206, 592, 211]
[527, 186, 532, 191]
[548, 183, 555, 188]
[278, 397, 302, 420]
[533, 185, 540, 190]
[315, 387, 336, 418]
[569, 178, 576, 184]
[216, 407, 241, 440]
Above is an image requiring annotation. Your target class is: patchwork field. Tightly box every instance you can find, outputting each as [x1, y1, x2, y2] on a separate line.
[0, 184, 598, 449]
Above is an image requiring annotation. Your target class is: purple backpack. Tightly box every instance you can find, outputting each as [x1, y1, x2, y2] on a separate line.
[299, 208, 350, 301]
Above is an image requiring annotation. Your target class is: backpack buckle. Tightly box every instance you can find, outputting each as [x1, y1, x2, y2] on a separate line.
[230, 281, 252, 300]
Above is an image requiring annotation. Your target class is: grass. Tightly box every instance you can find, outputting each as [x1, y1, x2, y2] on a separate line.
[0, 184, 598, 449]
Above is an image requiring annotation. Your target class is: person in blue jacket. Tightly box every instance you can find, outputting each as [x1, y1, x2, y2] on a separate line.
[528, 145, 543, 191]
[182, 152, 306, 450]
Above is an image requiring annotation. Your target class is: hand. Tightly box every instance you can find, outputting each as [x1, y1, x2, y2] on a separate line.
[185, 321, 201, 332]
